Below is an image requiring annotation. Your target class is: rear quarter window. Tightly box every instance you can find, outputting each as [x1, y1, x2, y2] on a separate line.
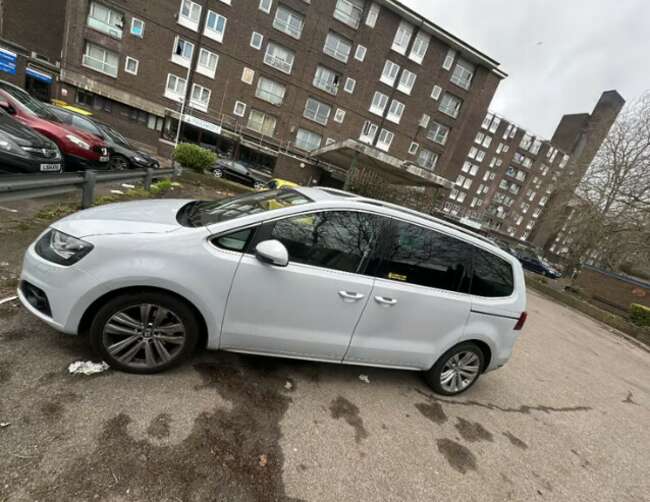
[471, 248, 514, 297]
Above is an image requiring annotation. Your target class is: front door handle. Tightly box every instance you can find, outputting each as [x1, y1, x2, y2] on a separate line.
[338, 291, 365, 302]
[375, 296, 397, 306]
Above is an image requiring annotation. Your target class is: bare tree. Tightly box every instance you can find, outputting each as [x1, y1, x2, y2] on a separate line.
[551, 91, 650, 273]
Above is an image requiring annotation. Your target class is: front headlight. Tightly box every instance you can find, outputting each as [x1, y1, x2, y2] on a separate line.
[132, 155, 147, 163]
[0, 136, 27, 157]
[35, 229, 94, 266]
[66, 134, 91, 150]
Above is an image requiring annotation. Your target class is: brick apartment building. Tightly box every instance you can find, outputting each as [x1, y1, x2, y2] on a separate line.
[0, 0, 507, 188]
[442, 91, 624, 244]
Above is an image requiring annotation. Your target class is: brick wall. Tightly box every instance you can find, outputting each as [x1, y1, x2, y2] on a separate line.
[574, 266, 650, 314]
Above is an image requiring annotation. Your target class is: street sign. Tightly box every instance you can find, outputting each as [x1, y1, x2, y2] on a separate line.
[0, 48, 17, 75]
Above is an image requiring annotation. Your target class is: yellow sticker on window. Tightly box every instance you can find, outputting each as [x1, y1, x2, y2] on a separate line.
[388, 272, 407, 282]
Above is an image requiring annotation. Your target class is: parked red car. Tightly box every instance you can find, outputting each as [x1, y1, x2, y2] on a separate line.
[0, 81, 109, 171]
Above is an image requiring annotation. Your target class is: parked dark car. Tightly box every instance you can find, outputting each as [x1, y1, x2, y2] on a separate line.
[47, 105, 160, 171]
[210, 159, 268, 189]
[515, 250, 562, 279]
[0, 80, 109, 171]
[0, 108, 62, 174]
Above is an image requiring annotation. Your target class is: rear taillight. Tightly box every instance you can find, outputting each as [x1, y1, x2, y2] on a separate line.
[514, 311, 527, 331]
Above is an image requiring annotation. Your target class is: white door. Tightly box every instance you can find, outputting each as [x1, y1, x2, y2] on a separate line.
[345, 220, 474, 369]
[221, 211, 380, 361]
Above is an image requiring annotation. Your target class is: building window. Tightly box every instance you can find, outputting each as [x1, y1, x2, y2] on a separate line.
[233, 101, 247, 117]
[178, 0, 202, 31]
[273, 5, 304, 39]
[354, 45, 367, 62]
[250, 32, 264, 49]
[323, 31, 352, 63]
[264, 42, 295, 74]
[82, 42, 119, 78]
[304, 97, 332, 125]
[333, 0, 364, 29]
[255, 77, 286, 105]
[380, 60, 400, 87]
[130, 18, 145, 38]
[248, 109, 277, 136]
[392, 20, 414, 55]
[344, 77, 356, 94]
[417, 148, 438, 170]
[259, 0, 272, 14]
[419, 113, 430, 128]
[439, 93, 462, 118]
[450, 58, 475, 90]
[124, 56, 138, 75]
[295, 128, 322, 151]
[204, 10, 227, 42]
[427, 122, 449, 145]
[442, 48, 456, 70]
[369, 91, 389, 116]
[365, 2, 380, 27]
[334, 108, 346, 123]
[87, 2, 124, 39]
[171, 37, 194, 68]
[397, 69, 416, 95]
[408, 142, 419, 155]
[197, 48, 218, 78]
[241, 67, 255, 84]
[409, 31, 430, 64]
[313, 66, 340, 95]
[376, 129, 394, 152]
[359, 120, 378, 144]
[164, 73, 187, 102]
[386, 100, 405, 124]
[190, 83, 211, 112]
[431, 85, 442, 100]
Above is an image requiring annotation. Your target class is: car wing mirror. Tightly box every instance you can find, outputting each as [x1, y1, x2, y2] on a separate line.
[0, 100, 15, 115]
[255, 239, 289, 267]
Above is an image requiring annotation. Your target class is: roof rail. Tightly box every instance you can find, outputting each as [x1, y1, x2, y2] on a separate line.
[313, 187, 361, 198]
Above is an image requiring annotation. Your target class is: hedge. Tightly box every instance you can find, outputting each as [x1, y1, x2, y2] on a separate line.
[630, 304, 650, 328]
[173, 143, 216, 172]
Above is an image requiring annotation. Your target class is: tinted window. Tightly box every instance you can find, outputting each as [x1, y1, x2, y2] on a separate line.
[72, 116, 102, 137]
[270, 211, 380, 274]
[471, 248, 514, 297]
[213, 228, 254, 252]
[370, 221, 472, 292]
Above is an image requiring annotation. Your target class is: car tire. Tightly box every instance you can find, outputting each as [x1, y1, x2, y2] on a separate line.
[253, 181, 265, 190]
[89, 291, 200, 374]
[110, 155, 130, 171]
[424, 342, 485, 396]
[212, 168, 223, 178]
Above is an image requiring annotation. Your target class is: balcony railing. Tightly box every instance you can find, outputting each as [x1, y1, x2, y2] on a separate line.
[263, 54, 293, 74]
[82, 54, 118, 78]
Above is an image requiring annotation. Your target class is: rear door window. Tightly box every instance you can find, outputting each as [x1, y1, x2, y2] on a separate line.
[268, 211, 382, 274]
[471, 248, 514, 297]
[369, 220, 472, 292]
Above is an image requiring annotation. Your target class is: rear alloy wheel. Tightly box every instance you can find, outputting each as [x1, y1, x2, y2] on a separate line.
[90, 292, 199, 374]
[424, 343, 485, 396]
[110, 155, 129, 171]
[253, 181, 265, 190]
[212, 168, 223, 178]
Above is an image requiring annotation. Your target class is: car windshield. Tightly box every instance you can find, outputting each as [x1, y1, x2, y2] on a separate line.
[0, 85, 60, 121]
[177, 189, 312, 227]
[99, 124, 130, 147]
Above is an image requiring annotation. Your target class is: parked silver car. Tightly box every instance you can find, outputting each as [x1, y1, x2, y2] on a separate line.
[18, 187, 527, 395]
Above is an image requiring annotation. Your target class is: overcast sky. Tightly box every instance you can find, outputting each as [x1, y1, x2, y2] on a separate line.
[401, 0, 649, 138]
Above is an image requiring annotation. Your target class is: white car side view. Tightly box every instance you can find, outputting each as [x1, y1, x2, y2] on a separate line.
[18, 187, 527, 395]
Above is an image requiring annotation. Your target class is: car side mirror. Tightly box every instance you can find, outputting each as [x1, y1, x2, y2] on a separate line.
[255, 240, 289, 267]
[0, 100, 15, 115]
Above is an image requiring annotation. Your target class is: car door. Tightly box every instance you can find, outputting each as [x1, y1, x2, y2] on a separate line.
[220, 210, 381, 361]
[345, 219, 474, 370]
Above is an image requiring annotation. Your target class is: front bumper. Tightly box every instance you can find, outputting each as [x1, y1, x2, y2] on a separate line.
[0, 154, 63, 174]
[64, 154, 110, 172]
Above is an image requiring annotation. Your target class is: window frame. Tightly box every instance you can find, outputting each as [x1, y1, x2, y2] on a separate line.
[273, 4, 305, 39]
[204, 9, 227, 43]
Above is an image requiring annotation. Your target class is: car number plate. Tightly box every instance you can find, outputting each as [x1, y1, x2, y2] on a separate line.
[40, 163, 61, 172]
[99, 156, 110, 162]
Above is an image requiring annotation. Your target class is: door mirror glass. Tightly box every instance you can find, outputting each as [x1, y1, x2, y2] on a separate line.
[255, 239, 289, 267]
[0, 100, 15, 115]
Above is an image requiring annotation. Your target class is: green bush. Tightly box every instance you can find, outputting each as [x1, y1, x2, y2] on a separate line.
[173, 143, 216, 172]
[630, 304, 650, 327]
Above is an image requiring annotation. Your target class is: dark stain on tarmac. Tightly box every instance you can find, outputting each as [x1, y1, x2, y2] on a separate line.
[146, 413, 171, 439]
[329, 396, 369, 443]
[503, 431, 528, 449]
[436, 438, 477, 474]
[0, 361, 11, 384]
[415, 401, 447, 425]
[622, 391, 638, 405]
[455, 417, 493, 442]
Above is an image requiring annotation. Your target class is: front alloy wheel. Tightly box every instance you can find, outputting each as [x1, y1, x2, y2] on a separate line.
[212, 168, 223, 178]
[424, 343, 485, 395]
[90, 292, 199, 374]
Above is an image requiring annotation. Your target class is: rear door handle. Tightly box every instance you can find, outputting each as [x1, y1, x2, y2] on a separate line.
[375, 296, 397, 306]
[338, 291, 365, 302]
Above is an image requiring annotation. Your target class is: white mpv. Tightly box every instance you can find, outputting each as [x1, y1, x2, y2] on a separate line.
[18, 188, 527, 395]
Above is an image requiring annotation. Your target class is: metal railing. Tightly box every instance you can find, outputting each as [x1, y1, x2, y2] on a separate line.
[0, 167, 175, 209]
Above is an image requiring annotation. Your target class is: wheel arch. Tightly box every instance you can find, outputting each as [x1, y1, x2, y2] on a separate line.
[77, 285, 209, 351]
[430, 339, 492, 373]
